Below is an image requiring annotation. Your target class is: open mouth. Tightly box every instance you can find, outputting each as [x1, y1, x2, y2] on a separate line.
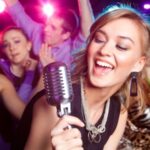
[93, 60, 114, 76]
[12, 53, 20, 58]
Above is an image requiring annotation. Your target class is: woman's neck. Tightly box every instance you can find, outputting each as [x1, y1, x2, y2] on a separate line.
[10, 65, 24, 77]
[83, 75, 123, 109]
[81, 77, 109, 125]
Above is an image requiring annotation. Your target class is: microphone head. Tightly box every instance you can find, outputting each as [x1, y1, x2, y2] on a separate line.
[43, 62, 73, 106]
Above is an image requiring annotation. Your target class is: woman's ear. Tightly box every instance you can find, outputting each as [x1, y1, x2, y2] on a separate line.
[27, 41, 32, 52]
[132, 56, 146, 72]
[62, 31, 71, 41]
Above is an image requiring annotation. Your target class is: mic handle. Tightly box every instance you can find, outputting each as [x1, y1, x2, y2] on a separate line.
[57, 102, 71, 117]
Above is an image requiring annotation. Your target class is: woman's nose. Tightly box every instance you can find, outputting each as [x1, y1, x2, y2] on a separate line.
[44, 25, 51, 32]
[98, 42, 113, 56]
[8, 44, 15, 51]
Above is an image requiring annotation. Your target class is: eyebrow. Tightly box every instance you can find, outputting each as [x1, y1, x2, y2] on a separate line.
[3, 36, 20, 42]
[96, 29, 135, 44]
[96, 30, 106, 36]
[118, 36, 135, 44]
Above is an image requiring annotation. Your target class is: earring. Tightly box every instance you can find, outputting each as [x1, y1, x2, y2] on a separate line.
[130, 72, 138, 96]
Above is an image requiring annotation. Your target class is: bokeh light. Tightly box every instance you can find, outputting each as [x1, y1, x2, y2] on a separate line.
[143, 3, 150, 10]
[0, 0, 6, 13]
[42, 3, 54, 18]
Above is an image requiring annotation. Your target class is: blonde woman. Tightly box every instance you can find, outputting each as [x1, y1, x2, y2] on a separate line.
[12, 4, 150, 150]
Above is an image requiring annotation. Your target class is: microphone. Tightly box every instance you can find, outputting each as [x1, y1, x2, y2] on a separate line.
[43, 62, 73, 117]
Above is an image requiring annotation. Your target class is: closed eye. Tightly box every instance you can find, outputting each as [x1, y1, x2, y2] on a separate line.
[93, 36, 106, 44]
[2, 43, 8, 49]
[116, 45, 128, 51]
[14, 40, 21, 44]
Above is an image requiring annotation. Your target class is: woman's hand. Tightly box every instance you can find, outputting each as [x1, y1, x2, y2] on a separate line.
[51, 115, 84, 150]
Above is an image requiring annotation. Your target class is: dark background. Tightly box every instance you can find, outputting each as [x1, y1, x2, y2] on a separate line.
[0, 0, 150, 31]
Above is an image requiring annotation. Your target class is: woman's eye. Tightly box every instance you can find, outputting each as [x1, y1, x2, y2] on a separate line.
[116, 45, 128, 51]
[2, 43, 8, 49]
[94, 37, 105, 43]
[14, 40, 20, 44]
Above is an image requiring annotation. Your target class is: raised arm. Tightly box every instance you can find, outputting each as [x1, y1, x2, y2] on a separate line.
[4, 0, 38, 28]
[25, 95, 84, 150]
[0, 74, 25, 119]
[78, 0, 94, 38]
[4, 0, 16, 6]
[17, 57, 39, 103]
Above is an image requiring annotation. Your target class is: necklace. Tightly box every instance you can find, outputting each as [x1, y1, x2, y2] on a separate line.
[80, 77, 110, 143]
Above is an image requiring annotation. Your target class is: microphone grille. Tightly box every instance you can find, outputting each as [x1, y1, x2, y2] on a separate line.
[43, 62, 73, 105]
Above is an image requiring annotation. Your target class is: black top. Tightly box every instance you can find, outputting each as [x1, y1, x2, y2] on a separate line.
[72, 83, 121, 150]
[11, 82, 121, 150]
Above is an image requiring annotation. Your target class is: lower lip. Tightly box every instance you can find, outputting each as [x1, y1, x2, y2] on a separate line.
[93, 65, 112, 76]
[12, 54, 19, 58]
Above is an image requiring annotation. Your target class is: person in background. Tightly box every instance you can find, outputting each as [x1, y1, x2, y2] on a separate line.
[0, 71, 25, 150]
[0, 26, 39, 150]
[11, 4, 150, 150]
[0, 26, 39, 103]
[4, 0, 94, 71]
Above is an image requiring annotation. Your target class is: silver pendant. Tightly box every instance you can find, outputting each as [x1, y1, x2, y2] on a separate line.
[88, 130, 101, 143]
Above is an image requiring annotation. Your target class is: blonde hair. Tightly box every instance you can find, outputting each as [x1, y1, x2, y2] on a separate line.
[72, 5, 150, 112]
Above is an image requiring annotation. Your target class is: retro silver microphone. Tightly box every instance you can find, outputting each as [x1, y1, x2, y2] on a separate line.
[43, 62, 73, 117]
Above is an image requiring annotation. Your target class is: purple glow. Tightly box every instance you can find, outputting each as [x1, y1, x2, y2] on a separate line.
[143, 4, 150, 10]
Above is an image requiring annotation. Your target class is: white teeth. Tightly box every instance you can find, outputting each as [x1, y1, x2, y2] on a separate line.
[96, 61, 113, 68]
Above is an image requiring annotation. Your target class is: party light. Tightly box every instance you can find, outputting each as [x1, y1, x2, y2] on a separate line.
[0, 0, 6, 13]
[143, 3, 150, 10]
[42, 3, 54, 17]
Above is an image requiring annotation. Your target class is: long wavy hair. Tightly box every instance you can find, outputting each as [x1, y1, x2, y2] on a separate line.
[72, 4, 150, 112]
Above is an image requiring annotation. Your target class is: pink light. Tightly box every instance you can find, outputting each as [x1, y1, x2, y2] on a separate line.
[42, 3, 54, 18]
[0, 0, 6, 13]
[143, 4, 150, 10]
